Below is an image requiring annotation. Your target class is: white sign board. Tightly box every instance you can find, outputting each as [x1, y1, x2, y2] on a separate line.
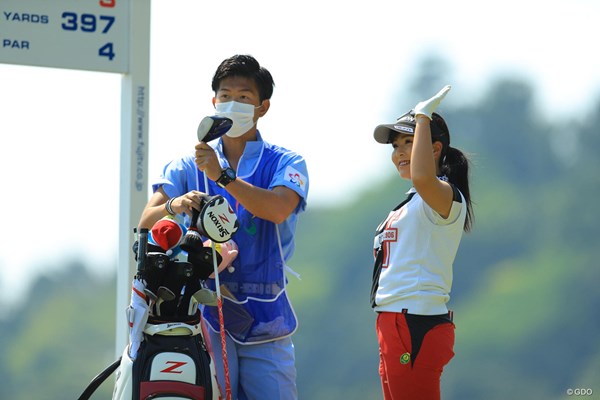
[0, 0, 129, 73]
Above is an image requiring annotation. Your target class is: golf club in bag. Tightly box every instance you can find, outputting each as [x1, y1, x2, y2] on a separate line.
[78, 116, 235, 400]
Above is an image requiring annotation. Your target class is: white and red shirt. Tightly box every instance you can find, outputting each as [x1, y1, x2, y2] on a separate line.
[372, 186, 466, 315]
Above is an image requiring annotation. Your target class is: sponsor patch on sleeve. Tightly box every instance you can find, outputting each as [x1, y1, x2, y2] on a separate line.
[284, 165, 307, 192]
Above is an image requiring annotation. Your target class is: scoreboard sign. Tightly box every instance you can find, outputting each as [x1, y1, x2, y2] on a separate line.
[0, 0, 129, 73]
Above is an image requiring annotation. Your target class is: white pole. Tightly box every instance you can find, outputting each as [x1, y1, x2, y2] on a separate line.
[115, 0, 151, 358]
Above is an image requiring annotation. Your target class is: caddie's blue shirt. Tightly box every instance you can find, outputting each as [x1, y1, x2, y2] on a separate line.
[152, 132, 309, 344]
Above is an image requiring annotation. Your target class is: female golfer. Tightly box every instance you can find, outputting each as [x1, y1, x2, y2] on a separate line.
[371, 85, 474, 400]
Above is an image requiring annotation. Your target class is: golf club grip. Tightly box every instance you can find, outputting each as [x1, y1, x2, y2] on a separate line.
[191, 207, 200, 228]
[137, 228, 149, 273]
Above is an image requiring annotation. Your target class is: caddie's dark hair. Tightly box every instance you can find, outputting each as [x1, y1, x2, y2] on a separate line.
[433, 113, 474, 232]
[211, 54, 275, 102]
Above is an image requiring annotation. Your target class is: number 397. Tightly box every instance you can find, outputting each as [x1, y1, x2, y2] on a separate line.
[61, 13, 115, 33]
[61, 13, 116, 60]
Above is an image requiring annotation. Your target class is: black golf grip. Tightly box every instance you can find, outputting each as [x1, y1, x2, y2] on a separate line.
[193, 207, 200, 225]
[137, 228, 149, 274]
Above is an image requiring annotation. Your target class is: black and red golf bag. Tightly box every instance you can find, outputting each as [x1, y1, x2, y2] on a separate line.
[78, 226, 222, 400]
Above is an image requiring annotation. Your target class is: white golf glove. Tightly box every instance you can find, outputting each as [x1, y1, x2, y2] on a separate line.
[413, 85, 451, 120]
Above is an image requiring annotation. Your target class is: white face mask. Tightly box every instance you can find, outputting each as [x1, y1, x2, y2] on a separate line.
[214, 101, 260, 138]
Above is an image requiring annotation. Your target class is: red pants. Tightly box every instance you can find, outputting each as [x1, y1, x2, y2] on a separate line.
[376, 312, 455, 400]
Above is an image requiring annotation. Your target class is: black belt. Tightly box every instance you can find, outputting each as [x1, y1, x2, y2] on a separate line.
[401, 308, 454, 366]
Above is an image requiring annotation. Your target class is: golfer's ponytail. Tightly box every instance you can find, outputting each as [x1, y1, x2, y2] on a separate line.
[441, 146, 473, 232]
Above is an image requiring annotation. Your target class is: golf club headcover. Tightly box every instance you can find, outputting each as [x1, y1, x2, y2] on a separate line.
[149, 215, 187, 257]
[197, 115, 233, 142]
[179, 196, 207, 254]
[204, 239, 239, 278]
[142, 252, 170, 301]
[187, 246, 222, 281]
[196, 195, 239, 243]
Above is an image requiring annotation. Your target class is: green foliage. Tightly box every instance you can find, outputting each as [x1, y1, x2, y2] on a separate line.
[0, 263, 116, 400]
[1, 73, 598, 400]
[446, 248, 599, 400]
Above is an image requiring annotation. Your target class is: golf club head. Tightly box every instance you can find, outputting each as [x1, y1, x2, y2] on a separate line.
[197, 116, 233, 142]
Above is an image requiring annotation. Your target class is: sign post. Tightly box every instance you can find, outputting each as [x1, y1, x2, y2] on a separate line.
[0, 0, 150, 358]
[116, 0, 150, 357]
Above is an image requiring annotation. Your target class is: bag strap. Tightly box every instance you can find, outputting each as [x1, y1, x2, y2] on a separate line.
[77, 357, 122, 400]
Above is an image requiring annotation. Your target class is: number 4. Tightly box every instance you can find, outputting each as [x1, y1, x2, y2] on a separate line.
[99, 43, 115, 60]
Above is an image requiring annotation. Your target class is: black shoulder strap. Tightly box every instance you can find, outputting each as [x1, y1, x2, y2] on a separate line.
[77, 357, 122, 400]
[393, 191, 416, 211]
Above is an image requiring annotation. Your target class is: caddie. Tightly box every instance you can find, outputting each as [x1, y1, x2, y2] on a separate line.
[137, 54, 309, 400]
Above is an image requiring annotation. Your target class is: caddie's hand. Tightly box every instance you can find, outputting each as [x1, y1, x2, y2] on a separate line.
[194, 142, 221, 181]
[170, 190, 206, 218]
[413, 85, 451, 120]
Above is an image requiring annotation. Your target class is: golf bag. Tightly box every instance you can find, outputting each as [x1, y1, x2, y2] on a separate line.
[79, 222, 228, 400]
[112, 313, 219, 400]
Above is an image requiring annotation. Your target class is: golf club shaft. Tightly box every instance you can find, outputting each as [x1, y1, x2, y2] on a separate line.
[204, 173, 232, 400]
